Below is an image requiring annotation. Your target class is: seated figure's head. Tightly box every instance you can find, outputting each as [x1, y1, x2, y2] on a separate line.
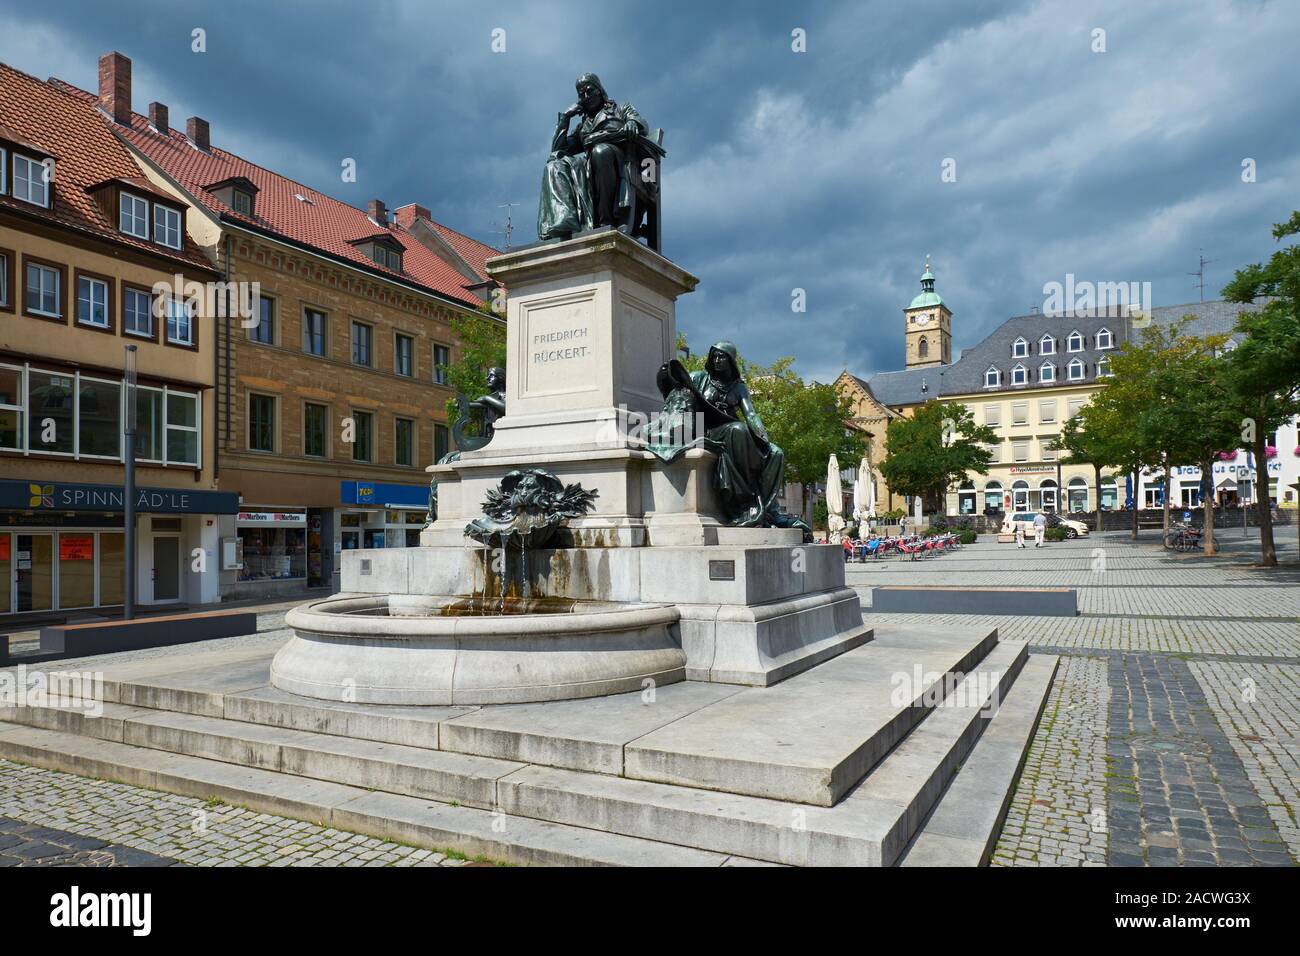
[706, 341, 740, 383]
[486, 367, 506, 392]
[576, 73, 607, 115]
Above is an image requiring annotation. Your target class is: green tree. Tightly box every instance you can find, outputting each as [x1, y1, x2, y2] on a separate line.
[439, 302, 507, 420]
[677, 335, 865, 521]
[878, 401, 997, 514]
[1050, 412, 1118, 535]
[1222, 210, 1300, 566]
[1077, 342, 1159, 540]
[1138, 323, 1235, 554]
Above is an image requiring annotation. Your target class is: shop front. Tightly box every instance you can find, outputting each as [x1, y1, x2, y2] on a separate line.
[339, 481, 430, 550]
[0, 479, 237, 617]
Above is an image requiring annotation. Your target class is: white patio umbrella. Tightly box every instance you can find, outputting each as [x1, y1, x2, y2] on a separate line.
[826, 454, 845, 540]
[857, 457, 874, 521]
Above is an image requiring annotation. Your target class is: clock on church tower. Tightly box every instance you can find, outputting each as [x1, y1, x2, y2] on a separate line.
[904, 256, 952, 370]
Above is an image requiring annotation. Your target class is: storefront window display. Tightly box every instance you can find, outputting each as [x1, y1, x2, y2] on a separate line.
[236, 511, 306, 582]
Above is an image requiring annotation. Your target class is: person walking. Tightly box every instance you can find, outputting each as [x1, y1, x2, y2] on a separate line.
[1015, 517, 1026, 549]
[1033, 511, 1047, 548]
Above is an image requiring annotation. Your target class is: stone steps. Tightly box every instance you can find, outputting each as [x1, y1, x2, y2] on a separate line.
[0, 721, 750, 867]
[898, 654, 1059, 866]
[622, 626, 999, 805]
[496, 641, 1030, 865]
[0, 627, 1055, 865]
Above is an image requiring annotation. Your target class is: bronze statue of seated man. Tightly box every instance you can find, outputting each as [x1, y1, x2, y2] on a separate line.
[646, 341, 812, 541]
[538, 73, 658, 247]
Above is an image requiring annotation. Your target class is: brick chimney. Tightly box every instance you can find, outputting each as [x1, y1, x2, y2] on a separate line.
[98, 52, 132, 125]
[394, 203, 430, 230]
[368, 199, 389, 225]
[149, 102, 169, 135]
[187, 116, 210, 151]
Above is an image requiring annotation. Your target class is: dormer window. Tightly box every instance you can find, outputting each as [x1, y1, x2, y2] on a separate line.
[1012, 336, 1029, 358]
[12, 153, 51, 208]
[120, 192, 150, 238]
[1068, 358, 1085, 381]
[1040, 361, 1056, 383]
[372, 244, 402, 271]
[984, 366, 1001, 388]
[1040, 335, 1055, 355]
[153, 204, 182, 249]
[1067, 330, 1084, 352]
[1011, 363, 1028, 385]
[204, 176, 259, 218]
[1096, 327, 1113, 349]
[348, 233, 404, 274]
[1096, 356, 1111, 377]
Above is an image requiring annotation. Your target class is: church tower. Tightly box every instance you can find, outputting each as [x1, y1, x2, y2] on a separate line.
[904, 256, 952, 369]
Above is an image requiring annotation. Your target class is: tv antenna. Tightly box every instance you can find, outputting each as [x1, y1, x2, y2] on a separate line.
[491, 202, 521, 249]
[1188, 250, 1215, 302]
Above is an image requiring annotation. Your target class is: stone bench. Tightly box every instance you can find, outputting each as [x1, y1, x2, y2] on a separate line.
[39, 609, 259, 659]
[870, 586, 1078, 617]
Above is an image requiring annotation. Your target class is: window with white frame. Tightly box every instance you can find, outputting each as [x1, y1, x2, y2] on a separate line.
[1067, 397, 1086, 418]
[0, 364, 24, 451]
[164, 296, 193, 345]
[25, 262, 60, 316]
[1096, 327, 1113, 349]
[984, 366, 1000, 388]
[153, 204, 182, 249]
[12, 154, 50, 207]
[1012, 337, 1029, 358]
[1068, 358, 1085, 381]
[120, 192, 149, 238]
[123, 287, 154, 337]
[1011, 363, 1028, 385]
[983, 403, 1001, 427]
[1096, 356, 1111, 377]
[1012, 441, 1029, 463]
[1067, 330, 1084, 352]
[1040, 334, 1055, 355]
[1039, 399, 1057, 424]
[27, 369, 75, 454]
[1040, 361, 1056, 383]
[164, 390, 200, 465]
[1041, 440, 1057, 462]
[1011, 402, 1029, 426]
[77, 276, 109, 327]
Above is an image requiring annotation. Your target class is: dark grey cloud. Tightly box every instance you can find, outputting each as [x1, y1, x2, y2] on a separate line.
[3, 0, 1297, 382]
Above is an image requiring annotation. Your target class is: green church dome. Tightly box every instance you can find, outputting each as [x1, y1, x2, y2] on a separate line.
[909, 256, 943, 309]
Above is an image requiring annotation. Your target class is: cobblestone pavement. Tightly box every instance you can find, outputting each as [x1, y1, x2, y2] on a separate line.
[0, 814, 176, 866]
[990, 655, 1110, 867]
[908, 531, 1300, 867]
[0, 760, 486, 867]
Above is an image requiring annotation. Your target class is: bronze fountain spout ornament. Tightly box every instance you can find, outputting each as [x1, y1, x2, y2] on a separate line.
[538, 73, 665, 252]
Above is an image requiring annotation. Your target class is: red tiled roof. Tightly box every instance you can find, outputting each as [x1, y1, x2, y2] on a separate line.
[0, 62, 214, 273]
[53, 78, 498, 308]
[428, 221, 501, 281]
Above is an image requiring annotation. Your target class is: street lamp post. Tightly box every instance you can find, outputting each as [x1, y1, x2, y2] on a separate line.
[123, 344, 138, 620]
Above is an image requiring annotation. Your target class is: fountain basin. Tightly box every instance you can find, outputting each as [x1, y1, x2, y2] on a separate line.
[273, 594, 684, 705]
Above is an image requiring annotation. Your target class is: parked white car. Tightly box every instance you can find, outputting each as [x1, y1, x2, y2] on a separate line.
[1001, 511, 1090, 538]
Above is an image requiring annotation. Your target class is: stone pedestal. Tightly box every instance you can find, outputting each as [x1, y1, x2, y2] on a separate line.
[481, 227, 697, 456]
[426, 228, 711, 547]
